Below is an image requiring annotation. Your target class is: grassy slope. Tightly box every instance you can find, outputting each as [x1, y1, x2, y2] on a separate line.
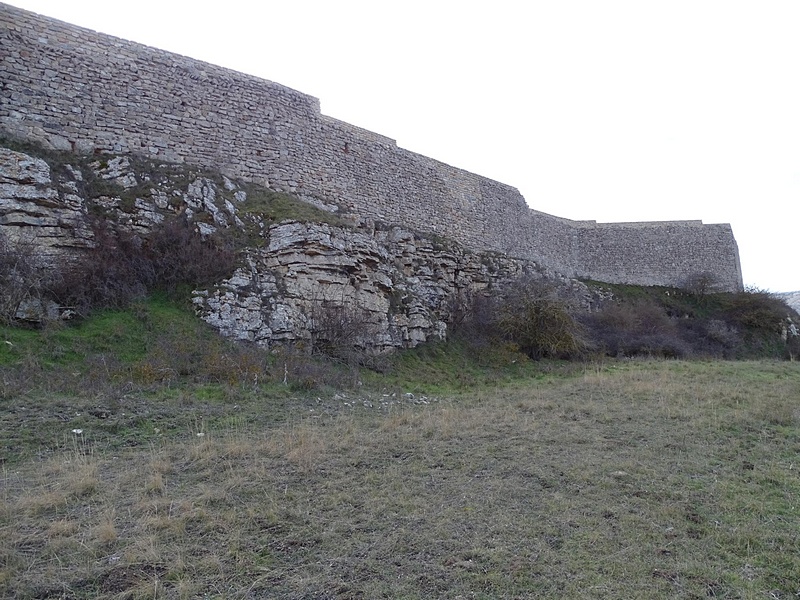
[1, 301, 799, 599]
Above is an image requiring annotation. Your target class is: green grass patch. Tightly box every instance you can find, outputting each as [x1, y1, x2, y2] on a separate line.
[240, 187, 347, 228]
[364, 338, 561, 395]
[1, 295, 201, 369]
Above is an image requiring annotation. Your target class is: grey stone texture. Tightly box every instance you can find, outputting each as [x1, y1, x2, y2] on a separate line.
[0, 147, 94, 257]
[194, 220, 542, 352]
[0, 3, 743, 292]
[0, 144, 552, 347]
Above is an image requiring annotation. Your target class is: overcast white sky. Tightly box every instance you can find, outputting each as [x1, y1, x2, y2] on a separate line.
[7, 0, 800, 291]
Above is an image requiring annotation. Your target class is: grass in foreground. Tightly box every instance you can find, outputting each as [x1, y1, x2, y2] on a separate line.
[2, 359, 799, 599]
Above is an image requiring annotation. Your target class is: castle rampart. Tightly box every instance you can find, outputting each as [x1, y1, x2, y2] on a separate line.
[0, 3, 743, 291]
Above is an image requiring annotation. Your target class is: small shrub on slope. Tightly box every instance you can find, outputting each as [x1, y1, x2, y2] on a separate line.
[0, 231, 52, 325]
[492, 277, 586, 360]
[54, 217, 236, 317]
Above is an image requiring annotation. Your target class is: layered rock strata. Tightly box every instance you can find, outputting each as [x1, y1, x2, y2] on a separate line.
[194, 221, 537, 351]
[0, 144, 550, 349]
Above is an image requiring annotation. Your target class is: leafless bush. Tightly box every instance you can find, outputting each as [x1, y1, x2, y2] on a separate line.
[583, 299, 690, 358]
[447, 289, 502, 353]
[53, 225, 152, 315]
[53, 216, 237, 316]
[128, 330, 268, 387]
[493, 277, 587, 360]
[270, 345, 362, 390]
[308, 292, 379, 365]
[146, 217, 236, 291]
[704, 319, 740, 348]
[683, 271, 720, 295]
[0, 231, 57, 325]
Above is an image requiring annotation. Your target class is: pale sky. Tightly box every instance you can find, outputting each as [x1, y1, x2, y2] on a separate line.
[7, 0, 800, 291]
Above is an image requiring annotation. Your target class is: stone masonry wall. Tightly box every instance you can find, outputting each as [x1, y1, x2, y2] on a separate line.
[574, 221, 743, 289]
[0, 3, 743, 291]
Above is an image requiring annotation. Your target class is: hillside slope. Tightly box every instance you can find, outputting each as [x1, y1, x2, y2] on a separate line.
[777, 291, 800, 314]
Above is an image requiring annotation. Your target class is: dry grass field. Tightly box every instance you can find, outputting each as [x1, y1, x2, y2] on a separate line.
[2, 356, 798, 599]
[3, 138, 799, 598]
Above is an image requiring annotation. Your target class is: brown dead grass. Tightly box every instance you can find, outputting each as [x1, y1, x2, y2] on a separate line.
[1, 360, 799, 598]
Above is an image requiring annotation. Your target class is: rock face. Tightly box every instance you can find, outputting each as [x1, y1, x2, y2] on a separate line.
[0, 146, 246, 254]
[193, 221, 538, 351]
[0, 147, 94, 258]
[777, 291, 800, 315]
[0, 143, 554, 348]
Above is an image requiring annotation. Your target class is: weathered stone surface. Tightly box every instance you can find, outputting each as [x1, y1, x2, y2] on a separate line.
[0, 143, 589, 349]
[0, 148, 53, 186]
[0, 147, 93, 255]
[0, 3, 744, 292]
[91, 156, 138, 189]
[192, 220, 540, 351]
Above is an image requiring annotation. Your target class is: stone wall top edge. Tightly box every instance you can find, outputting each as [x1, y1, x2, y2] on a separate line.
[577, 219, 707, 228]
[578, 219, 737, 230]
[0, 2, 322, 112]
[319, 115, 397, 147]
[530, 209, 596, 225]
[531, 210, 734, 232]
[390, 145, 524, 195]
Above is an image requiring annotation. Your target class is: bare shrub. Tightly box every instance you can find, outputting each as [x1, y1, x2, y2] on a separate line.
[447, 289, 497, 350]
[308, 291, 379, 364]
[125, 325, 270, 387]
[683, 271, 720, 295]
[53, 216, 237, 316]
[146, 217, 236, 292]
[584, 299, 690, 358]
[0, 231, 54, 324]
[53, 225, 152, 315]
[270, 345, 361, 390]
[493, 277, 586, 360]
[704, 319, 740, 348]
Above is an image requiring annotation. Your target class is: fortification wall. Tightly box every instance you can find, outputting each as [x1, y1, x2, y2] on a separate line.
[0, 3, 744, 291]
[574, 221, 743, 289]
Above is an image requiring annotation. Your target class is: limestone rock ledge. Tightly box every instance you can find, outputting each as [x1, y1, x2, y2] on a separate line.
[0, 147, 94, 258]
[0, 144, 563, 349]
[193, 221, 538, 351]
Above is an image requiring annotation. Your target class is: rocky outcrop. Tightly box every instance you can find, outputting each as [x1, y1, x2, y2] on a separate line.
[193, 221, 539, 351]
[0, 144, 251, 321]
[777, 291, 800, 315]
[0, 142, 570, 348]
[0, 147, 94, 257]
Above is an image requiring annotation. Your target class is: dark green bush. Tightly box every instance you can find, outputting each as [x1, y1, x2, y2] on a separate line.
[718, 288, 789, 332]
[582, 283, 799, 360]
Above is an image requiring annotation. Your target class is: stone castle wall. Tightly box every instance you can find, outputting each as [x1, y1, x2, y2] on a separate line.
[0, 3, 743, 291]
[574, 220, 742, 288]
